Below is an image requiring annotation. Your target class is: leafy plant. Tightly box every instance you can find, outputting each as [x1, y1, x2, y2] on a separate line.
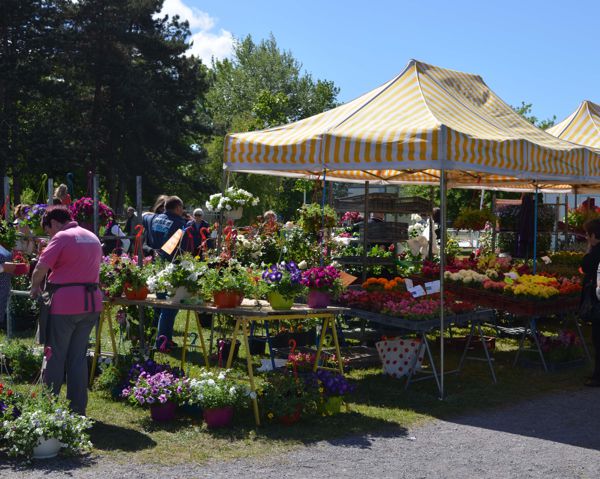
[185, 369, 249, 409]
[147, 254, 207, 294]
[202, 260, 253, 297]
[205, 187, 259, 213]
[0, 387, 93, 458]
[122, 370, 187, 407]
[259, 261, 305, 299]
[454, 207, 496, 231]
[0, 341, 42, 382]
[0, 219, 16, 250]
[297, 203, 337, 235]
[260, 371, 318, 420]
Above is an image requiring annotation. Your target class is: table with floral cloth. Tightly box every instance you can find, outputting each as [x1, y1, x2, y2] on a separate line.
[343, 308, 497, 394]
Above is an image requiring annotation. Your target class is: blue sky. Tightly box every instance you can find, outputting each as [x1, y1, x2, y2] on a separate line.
[164, 0, 599, 124]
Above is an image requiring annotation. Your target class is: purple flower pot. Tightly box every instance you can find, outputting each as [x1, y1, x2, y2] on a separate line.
[150, 401, 177, 422]
[307, 290, 331, 309]
[203, 406, 234, 428]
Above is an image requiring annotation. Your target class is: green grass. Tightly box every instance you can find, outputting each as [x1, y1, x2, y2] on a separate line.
[0, 314, 593, 465]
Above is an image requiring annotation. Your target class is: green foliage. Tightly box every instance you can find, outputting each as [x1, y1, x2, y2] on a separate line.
[205, 34, 339, 220]
[454, 207, 496, 230]
[297, 203, 338, 235]
[260, 372, 319, 419]
[202, 261, 253, 297]
[186, 369, 249, 409]
[512, 101, 556, 130]
[0, 219, 16, 250]
[0, 340, 42, 382]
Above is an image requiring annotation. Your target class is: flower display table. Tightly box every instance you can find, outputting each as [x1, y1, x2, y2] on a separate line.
[98, 296, 348, 426]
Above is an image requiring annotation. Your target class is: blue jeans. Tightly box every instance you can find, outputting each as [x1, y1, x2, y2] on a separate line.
[156, 308, 178, 346]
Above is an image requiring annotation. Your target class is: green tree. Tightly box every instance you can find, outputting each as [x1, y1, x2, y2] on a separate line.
[206, 34, 339, 221]
[512, 101, 556, 130]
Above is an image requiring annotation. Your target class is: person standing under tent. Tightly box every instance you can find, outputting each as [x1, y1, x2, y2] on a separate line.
[30, 207, 103, 415]
[582, 219, 600, 387]
[149, 196, 187, 348]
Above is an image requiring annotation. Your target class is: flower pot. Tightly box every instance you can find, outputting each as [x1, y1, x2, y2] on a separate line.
[124, 283, 149, 300]
[217, 339, 241, 361]
[213, 290, 242, 308]
[279, 405, 302, 426]
[3, 262, 30, 276]
[223, 207, 243, 220]
[267, 291, 294, 310]
[150, 400, 177, 422]
[169, 286, 192, 303]
[307, 289, 331, 309]
[203, 406, 234, 428]
[32, 437, 62, 459]
[321, 396, 343, 415]
[248, 336, 267, 355]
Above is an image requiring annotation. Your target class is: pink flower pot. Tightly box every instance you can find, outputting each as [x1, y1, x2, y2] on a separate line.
[307, 290, 331, 309]
[150, 401, 177, 422]
[203, 406, 234, 428]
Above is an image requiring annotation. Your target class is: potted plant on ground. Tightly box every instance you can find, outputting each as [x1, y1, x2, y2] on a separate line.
[0, 387, 93, 459]
[300, 264, 344, 308]
[122, 370, 188, 422]
[310, 370, 355, 415]
[260, 261, 305, 310]
[185, 369, 249, 428]
[202, 260, 253, 308]
[205, 187, 259, 220]
[260, 371, 318, 425]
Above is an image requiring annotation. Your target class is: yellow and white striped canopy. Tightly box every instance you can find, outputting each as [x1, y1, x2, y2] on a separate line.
[548, 100, 600, 149]
[225, 60, 600, 189]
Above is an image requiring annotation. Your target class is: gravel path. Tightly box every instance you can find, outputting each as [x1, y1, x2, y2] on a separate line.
[2, 388, 600, 479]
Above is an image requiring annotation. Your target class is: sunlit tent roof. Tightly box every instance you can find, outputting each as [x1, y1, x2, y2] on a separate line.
[224, 60, 600, 190]
[548, 100, 600, 149]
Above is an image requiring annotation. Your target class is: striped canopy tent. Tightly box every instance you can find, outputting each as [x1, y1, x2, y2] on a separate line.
[547, 100, 600, 193]
[224, 60, 600, 190]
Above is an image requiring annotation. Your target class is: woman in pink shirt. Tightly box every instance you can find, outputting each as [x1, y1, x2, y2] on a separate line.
[30, 207, 102, 415]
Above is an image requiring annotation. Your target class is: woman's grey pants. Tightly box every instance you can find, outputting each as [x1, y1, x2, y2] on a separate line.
[44, 312, 99, 415]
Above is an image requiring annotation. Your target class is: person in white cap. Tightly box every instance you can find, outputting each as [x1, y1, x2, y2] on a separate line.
[183, 208, 210, 256]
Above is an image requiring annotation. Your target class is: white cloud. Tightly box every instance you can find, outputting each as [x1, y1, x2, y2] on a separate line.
[160, 0, 234, 64]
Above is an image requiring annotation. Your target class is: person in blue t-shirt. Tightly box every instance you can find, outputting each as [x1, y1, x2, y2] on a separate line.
[150, 196, 188, 347]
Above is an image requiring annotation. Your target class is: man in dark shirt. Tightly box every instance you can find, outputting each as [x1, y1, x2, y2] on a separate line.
[150, 196, 187, 347]
[581, 218, 600, 387]
[183, 208, 210, 257]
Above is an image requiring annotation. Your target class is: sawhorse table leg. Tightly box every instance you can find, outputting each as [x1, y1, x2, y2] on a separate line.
[89, 307, 119, 386]
[181, 310, 210, 371]
[314, 314, 344, 375]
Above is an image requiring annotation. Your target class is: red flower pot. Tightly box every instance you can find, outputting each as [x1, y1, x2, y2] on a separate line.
[307, 290, 331, 308]
[203, 406, 234, 428]
[150, 401, 177, 422]
[279, 405, 302, 426]
[213, 290, 243, 308]
[124, 283, 149, 300]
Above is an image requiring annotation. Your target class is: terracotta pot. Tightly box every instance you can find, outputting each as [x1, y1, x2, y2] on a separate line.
[307, 289, 331, 309]
[203, 406, 234, 428]
[213, 290, 243, 308]
[150, 401, 177, 422]
[267, 291, 294, 310]
[279, 404, 302, 426]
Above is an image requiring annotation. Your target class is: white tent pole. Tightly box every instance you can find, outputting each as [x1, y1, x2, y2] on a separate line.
[439, 169, 447, 400]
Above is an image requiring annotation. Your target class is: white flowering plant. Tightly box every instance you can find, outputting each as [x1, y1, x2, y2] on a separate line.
[147, 254, 208, 295]
[205, 187, 259, 213]
[444, 269, 489, 285]
[0, 388, 93, 459]
[186, 369, 250, 409]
